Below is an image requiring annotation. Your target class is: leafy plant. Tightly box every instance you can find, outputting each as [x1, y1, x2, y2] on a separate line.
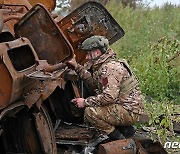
[132, 37, 179, 103]
[106, 0, 180, 142]
[106, 0, 180, 61]
[145, 100, 175, 144]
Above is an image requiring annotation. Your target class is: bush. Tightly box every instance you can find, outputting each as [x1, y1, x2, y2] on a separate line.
[106, 0, 180, 142]
[132, 37, 179, 103]
[106, 0, 180, 104]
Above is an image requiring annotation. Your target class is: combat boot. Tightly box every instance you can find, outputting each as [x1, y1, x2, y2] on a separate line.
[116, 125, 136, 138]
[108, 129, 125, 141]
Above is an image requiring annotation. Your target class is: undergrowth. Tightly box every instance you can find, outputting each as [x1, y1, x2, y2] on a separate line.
[106, 0, 180, 143]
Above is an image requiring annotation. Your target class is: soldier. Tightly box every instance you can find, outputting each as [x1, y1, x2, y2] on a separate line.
[68, 35, 144, 140]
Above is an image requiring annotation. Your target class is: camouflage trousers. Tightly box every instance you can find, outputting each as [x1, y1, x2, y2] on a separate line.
[84, 104, 138, 134]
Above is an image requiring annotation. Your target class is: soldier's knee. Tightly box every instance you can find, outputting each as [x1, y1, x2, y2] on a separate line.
[85, 107, 98, 120]
[85, 107, 93, 118]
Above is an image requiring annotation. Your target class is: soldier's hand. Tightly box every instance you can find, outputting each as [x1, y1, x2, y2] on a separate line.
[67, 54, 78, 69]
[71, 98, 85, 108]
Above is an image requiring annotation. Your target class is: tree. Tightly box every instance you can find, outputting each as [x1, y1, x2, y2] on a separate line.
[56, 0, 142, 15]
[56, 0, 71, 16]
[69, 0, 109, 12]
[116, 0, 142, 8]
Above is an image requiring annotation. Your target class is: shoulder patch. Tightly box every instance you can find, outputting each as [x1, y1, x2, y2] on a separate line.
[102, 77, 108, 87]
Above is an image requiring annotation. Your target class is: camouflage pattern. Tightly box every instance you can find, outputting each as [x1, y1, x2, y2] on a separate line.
[85, 104, 139, 134]
[75, 48, 144, 134]
[79, 35, 109, 53]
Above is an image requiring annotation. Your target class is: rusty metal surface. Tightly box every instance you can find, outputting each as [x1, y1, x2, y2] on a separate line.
[0, 101, 25, 120]
[41, 79, 66, 100]
[135, 139, 168, 154]
[23, 88, 42, 108]
[98, 139, 136, 154]
[34, 107, 57, 154]
[0, 63, 12, 105]
[55, 125, 96, 141]
[0, 12, 3, 32]
[36, 60, 66, 73]
[0, 57, 12, 109]
[0, 2, 169, 154]
[15, 4, 74, 65]
[27, 69, 64, 80]
[71, 81, 81, 98]
[0, 37, 38, 108]
[28, 0, 56, 11]
[0, 0, 31, 8]
[0, 0, 31, 34]
[57, 1, 125, 63]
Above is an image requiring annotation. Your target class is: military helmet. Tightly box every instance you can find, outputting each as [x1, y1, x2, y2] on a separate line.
[79, 35, 109, 53]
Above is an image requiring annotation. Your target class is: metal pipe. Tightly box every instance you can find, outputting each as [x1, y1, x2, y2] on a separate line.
[97, 139, 137, 154]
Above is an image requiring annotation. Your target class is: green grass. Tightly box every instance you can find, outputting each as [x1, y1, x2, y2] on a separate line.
[106, 0, 180, 142]
[106, 1, 180, 104]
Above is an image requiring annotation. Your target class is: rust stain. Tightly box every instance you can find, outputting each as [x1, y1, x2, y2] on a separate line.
[98, 139, 136, 154]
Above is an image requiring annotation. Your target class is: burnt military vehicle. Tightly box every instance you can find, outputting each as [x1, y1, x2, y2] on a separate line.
[0, 0, 125, 153]
[0, 0, 167, 154]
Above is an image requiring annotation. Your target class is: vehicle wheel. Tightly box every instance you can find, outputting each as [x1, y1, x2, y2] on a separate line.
[2, 105, 57, 154]
[48, 81, 84, 123]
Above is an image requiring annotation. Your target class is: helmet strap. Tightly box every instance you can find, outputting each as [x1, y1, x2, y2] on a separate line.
[90, 49, 103, 61]
[89, 52, 94, 61]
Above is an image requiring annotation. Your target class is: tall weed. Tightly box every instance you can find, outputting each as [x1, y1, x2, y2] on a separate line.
[132, 37, 179, 103]
[106, 0, 180, 142]
[106, 0, 180, 61]
[106, 0, 180, 104]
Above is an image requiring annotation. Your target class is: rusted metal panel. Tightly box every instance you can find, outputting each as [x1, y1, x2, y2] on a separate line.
[41, 80, 66, 100]
[0, 0, 31, 34]
[0, 60, 12, 109]
[23, 88, 42, 108]
[0, 12, 3, 32]
[34, 106, 57, 154]
[28, 0, 56, 11]
[15, 4, 74, 65]
[0, 0, 31, 8]
[0, 101, 25, 120]
[71, 81, 81, 98]
[57, 1, 125, 63]
[36, 60, 66, 73]
[0, 37, 39, 108]
[27, 69, 65, 80]
[34, 112, 55, 153]
[98, 139, 137, 154]
[135, 139, 168, 154]
[55, 125, 96, 141]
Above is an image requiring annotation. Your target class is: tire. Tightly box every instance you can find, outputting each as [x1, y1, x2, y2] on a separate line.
[2, 105, 57, 154]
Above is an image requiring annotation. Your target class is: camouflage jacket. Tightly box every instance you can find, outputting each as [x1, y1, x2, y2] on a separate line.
[75, 48, 144, 114]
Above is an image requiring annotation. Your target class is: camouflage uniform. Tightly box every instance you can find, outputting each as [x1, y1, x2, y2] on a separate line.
[75, 48, 144, 134]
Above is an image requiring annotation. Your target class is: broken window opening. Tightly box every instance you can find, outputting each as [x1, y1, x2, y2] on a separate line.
[0, 32, 14, 43]
[7, 45, 36, 71]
